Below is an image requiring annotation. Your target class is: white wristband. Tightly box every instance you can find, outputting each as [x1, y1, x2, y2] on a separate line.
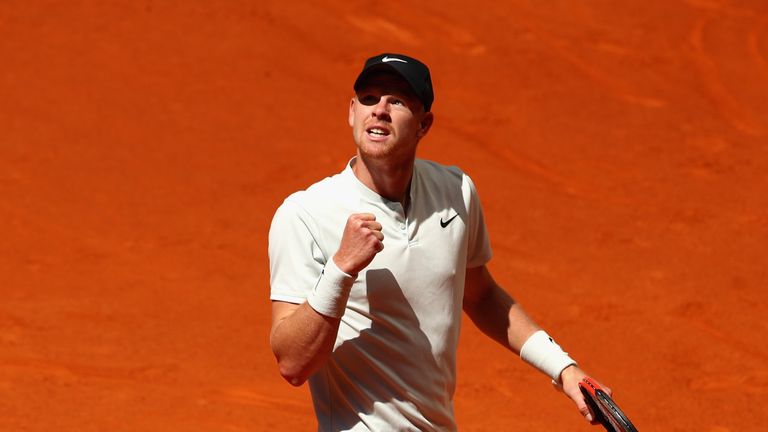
[519, 330, 577, 382]
[306, 259, 356, 318]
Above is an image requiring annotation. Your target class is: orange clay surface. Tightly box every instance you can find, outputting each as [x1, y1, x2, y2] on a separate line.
[2, 1, 767, 431]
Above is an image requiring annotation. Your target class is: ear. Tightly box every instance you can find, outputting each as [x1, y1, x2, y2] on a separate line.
[348, 97, 356, 127]
[416, 111, 434, 138]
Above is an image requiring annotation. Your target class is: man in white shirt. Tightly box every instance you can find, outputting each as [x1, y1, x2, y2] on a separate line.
[269, 53, 606, 431]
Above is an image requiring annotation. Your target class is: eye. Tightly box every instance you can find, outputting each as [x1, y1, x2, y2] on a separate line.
[391, 99, 405, 106]
[359, 94, 380, 106]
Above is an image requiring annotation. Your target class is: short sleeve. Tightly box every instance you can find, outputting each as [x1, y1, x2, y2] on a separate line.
[268, 199, 328, 304]
[464, 174, 492, 268]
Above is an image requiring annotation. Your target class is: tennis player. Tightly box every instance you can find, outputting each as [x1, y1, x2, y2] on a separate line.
[269, 53, 607, 431]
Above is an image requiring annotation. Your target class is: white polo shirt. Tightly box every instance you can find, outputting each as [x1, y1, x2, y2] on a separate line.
[269, 157, 492, 431]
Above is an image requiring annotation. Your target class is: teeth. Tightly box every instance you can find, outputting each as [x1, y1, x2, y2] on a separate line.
[369, 128, 387, 136]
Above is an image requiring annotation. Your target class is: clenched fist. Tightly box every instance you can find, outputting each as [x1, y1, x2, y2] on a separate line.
[333, 213, 384, 275]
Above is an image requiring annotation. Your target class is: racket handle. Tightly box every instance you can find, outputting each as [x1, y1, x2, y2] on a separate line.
[580, 382, 614, 432]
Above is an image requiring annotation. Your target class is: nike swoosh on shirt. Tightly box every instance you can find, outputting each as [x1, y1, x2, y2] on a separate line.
[382, 56, 407, 63]
[440, 214, 459, 228]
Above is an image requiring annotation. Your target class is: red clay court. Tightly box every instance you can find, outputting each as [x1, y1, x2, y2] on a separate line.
[1, 1, 767, 431]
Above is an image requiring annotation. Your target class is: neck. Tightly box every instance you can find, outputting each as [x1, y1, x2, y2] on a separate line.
[352, 155, 414, 208]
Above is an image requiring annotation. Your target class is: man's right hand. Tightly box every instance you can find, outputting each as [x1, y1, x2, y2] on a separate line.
[333, 213, 384, 275]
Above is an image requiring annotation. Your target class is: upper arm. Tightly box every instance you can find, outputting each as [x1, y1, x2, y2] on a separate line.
[463, 264, 498, 311]
[269, 200, 328, 305]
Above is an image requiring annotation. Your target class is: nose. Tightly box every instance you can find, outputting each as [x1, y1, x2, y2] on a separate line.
[371, 96, 391, 120]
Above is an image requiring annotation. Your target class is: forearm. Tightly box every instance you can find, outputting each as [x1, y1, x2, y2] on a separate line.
[464, 284, 540, 354]
[270, 254, 359, 386]
[270, 213, 382, 387]
[463, 266, 576, 382]
[270, 301, 341, 386]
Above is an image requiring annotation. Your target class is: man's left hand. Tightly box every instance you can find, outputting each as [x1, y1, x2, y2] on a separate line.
[554, 365, 611, 424]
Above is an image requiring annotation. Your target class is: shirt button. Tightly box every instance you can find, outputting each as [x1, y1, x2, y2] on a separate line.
[399, 224, 406, 230]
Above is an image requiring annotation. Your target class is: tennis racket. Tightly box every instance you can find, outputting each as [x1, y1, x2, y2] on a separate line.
[579, 377, 638, 432]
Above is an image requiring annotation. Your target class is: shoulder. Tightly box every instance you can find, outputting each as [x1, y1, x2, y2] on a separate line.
[415, 158, 467, 185]
[276, 170, 353, 217]
[415, 158, 478, 193]
[415, 158, 465, 178]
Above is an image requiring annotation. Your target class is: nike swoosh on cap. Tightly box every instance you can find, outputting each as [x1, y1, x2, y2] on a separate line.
[382, 56, 407, 63]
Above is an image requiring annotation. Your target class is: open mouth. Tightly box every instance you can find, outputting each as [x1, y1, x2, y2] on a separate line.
[366, 127, 390, 137]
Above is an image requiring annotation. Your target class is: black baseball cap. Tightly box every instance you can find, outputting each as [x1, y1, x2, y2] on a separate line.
[353, 53, 434, 112]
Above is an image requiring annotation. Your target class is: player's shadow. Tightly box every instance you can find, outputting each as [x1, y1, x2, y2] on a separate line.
[328, 268, 447, 429]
